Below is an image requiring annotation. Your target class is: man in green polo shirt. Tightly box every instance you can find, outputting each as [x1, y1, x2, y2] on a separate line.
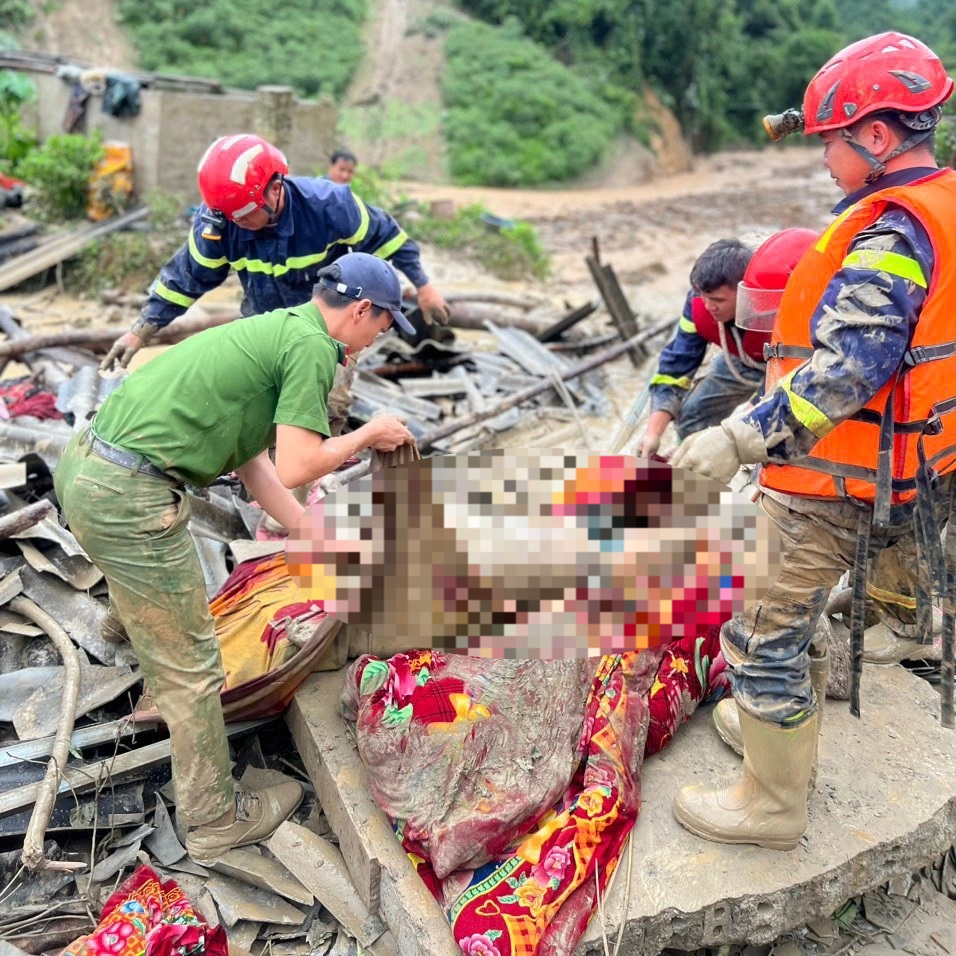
[54, 253, 416, 864]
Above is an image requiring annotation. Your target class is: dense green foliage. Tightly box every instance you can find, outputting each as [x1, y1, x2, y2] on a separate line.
[442, 21, 620, 185]
[18, 131, 104, 220]
[0, 69, 37, 174]
[454, 0, 956, 152]
[116, 0, 367, 99]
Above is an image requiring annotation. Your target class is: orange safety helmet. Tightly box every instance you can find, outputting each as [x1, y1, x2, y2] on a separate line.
[735, 228, 818, 333]
[803, 32, 953, 135]
[196, 134, 289, 220]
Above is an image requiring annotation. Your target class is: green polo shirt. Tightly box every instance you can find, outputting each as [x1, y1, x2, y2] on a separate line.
[92, 302, 345, 487]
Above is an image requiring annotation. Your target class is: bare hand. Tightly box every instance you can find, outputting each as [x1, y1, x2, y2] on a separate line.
[100, 331, 145, 372]
[416, 283, 451, 326]
[368, 414, 415, 452]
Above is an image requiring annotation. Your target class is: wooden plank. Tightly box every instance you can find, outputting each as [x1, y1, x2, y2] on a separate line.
[285, 673, 461, 956]
[536, 299, 598, 343]
[0, 208, 148, 293]
[585, 255, 644, 366]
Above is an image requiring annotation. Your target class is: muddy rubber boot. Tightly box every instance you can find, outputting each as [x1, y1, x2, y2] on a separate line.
[714, 642, 829, 789]
[673, 708, 819, 850]
[862, 620, 942, 664]
[185, 782, 303, 865]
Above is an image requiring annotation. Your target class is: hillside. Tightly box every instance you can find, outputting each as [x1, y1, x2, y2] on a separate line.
[20, 0, 689, 187]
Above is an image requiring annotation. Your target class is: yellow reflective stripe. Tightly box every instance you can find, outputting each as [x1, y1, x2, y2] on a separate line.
[678, 316, 697, 334]
[373, 229, 408, 260]
[153, 281, 196, 309]
[866, 582, 917, 610]
[188, 229, 228, 269]
[842, 249, 927, 288]
[232, 251, 332, 277]
[816, 205, 857, 252]
[650, 373, 693, 389]
[343, 194, 370, 245]
[779, 369, 833, 438]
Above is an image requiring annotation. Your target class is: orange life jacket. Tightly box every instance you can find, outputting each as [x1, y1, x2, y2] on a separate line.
[690, 296, 768, 362]
[759, 169, 956, 517]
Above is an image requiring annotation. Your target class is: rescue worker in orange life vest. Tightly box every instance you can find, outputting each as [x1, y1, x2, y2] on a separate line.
[671, 32, 956, 850]
[636, 239, 763, 459]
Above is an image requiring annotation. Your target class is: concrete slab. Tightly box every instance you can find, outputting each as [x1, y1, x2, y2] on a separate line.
[578, 664, 956, 954]
[286, 672, 461, 956]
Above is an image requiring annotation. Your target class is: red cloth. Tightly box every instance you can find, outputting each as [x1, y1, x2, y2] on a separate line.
[61, 865, 227, 956]
[0, 380, 63, 420]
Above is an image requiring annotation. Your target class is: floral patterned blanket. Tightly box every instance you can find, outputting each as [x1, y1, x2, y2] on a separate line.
[342, 629, 729, 956]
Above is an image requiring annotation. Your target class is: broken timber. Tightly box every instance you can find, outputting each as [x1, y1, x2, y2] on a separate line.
[418, 314, 676, 449]
[587, 237, 644, 366]
[0, 308, 240, 360]
[286, 672, 462, 956]
[536, 299, 599, 343]
[0, 207, 149, 293]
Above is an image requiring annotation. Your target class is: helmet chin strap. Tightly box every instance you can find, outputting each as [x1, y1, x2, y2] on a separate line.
[260, 176, 284, 227]
[840, 109, 940, 185]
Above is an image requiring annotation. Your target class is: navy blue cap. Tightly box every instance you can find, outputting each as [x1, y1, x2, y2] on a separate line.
[319, 253, 416, 334]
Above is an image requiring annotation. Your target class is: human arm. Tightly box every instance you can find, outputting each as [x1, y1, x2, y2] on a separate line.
[638, 293, 707, 454]
[274, 418, 415, 489]
[235, 450, 305, 533]
[101, 214, 232, 370]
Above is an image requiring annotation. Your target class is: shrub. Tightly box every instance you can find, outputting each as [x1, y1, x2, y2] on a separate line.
[18, 131, 105, 219]
[0, 68, 37, 174]
[441, 21, 620, 186]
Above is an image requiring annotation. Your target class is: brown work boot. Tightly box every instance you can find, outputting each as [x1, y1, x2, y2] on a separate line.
[713, 642, 829, 793]
[185, 782, 303, 865]
[673, 707, 819, 850]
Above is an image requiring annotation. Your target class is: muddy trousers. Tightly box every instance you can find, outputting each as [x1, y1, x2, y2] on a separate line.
[54, 434, 234, 826]
[676, 353, 765, 440]
[722, 493, 916, 726]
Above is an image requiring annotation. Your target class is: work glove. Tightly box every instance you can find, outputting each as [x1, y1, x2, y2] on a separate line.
[635, 429, 662, 459]
[416, 283, 451, 326]
[100, 319, 160, 372]
[670, 417, 768, 487]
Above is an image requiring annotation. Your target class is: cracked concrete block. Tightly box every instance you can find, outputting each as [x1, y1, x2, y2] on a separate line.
[579, 664, 956, 954]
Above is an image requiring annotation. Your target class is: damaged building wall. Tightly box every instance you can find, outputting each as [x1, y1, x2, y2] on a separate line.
[23, 74, 338, 199]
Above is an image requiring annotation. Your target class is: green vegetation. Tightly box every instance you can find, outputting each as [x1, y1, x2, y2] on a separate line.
[0, 0, 33, 30]
[350, 167, 550, 280]
[116, 0, 367, 99]
[441, 21, 621, 185]
[18, 130, 104, 219]
[68, 190, 186, 294]
[0, 69, 36, 174]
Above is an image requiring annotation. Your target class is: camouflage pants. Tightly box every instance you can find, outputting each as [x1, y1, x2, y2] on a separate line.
[54, 434, 234, 826]
[722, 492, 921, 726]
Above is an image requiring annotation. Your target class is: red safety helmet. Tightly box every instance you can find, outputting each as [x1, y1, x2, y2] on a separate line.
[803, 32, 954, 135]
[196, 134, 289, 220]
[736, 228, 818, 332]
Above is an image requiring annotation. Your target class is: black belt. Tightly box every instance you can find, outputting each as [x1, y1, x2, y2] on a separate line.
[83, 430, 179, 483]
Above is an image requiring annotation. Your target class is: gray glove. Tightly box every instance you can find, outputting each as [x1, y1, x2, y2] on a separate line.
[670, 417, 768, 486]
[100, 319, 160, 372]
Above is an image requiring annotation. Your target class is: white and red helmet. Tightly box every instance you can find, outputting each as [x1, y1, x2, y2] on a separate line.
[196, 134, 289, 219]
